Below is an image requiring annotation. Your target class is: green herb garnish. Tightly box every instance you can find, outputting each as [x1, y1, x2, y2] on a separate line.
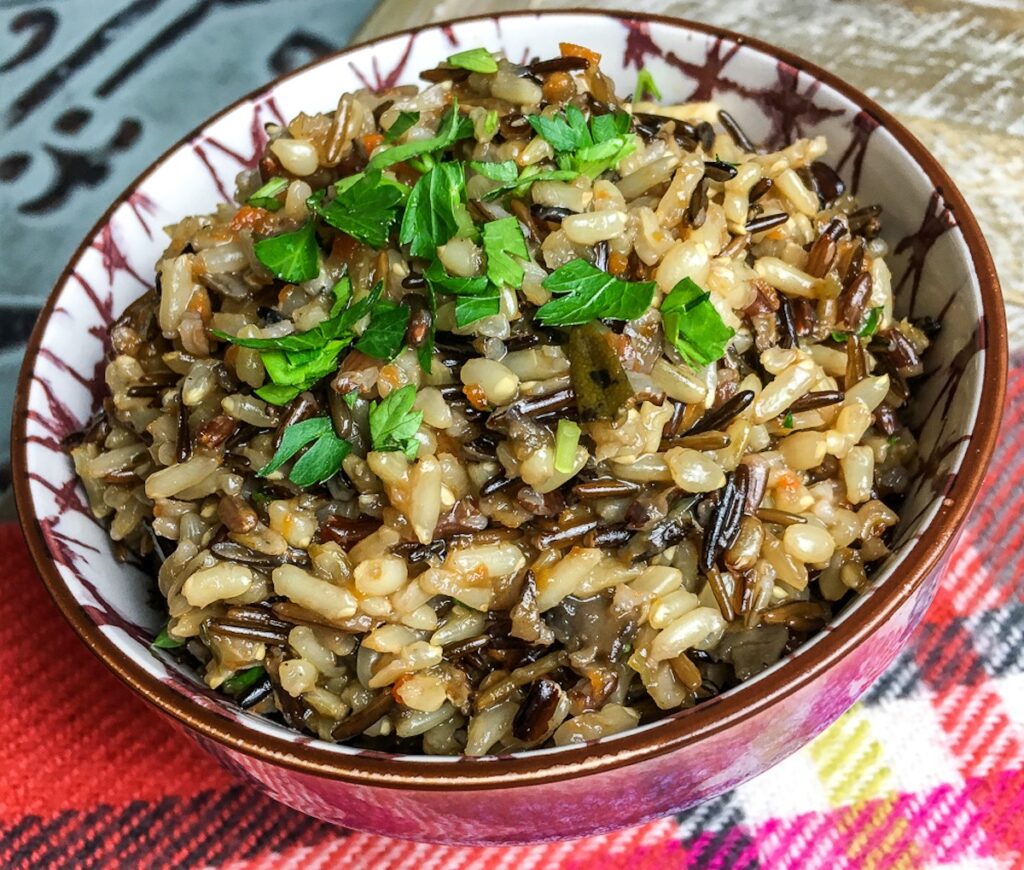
[258, 416, 352, 486]
[399, 161, 472, 258]
[783, 412, 794, 429]
[634, 68, 662, 102]
[470, 160, 579, 201]
[483, 217, 528, 290]
[554, 419, 581, 473]
[455, 294, 501, 327]
[384, 110, 420, 142]
[536, 258, 656, 326]
[313, 170, 404, 248]
[447, 47, 498, 74]
[355, 299, 410, 361]
[423, 258, 498, 328]
[253, 221, 320, 282]
[527, 107, 637, 178]
[152, 625, 185, 650]
[831, 306, 884, 342]
[482, 110, 499, 137]
[222, 666, 267, 697]
[369, 384, 423, 460]
[247, 176, 288, 210]
[660, 277, 735, 367]
[367, 98, 474, 171]
[213, 279, 383, 405]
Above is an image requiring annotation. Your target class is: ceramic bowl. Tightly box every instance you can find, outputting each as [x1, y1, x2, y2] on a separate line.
[13, 10, 1006, 845]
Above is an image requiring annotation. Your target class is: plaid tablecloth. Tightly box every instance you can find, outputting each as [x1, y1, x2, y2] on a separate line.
[5, 364, 1022, 869]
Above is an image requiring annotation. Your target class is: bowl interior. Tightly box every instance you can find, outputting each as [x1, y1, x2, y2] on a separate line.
[17, 12, 995, 765]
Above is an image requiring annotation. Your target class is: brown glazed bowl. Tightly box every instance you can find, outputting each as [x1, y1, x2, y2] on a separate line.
[13, 10, 1006, 845]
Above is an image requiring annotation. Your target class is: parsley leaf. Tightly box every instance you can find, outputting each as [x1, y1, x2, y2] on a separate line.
[634, 68, 662, 101]
[470, 160, 520, 184]
[212, 278, 359, 352]
[367, 98, 473, 171]
[214, 280, 385, 405]
[258, 416, 351, 486]
[590, 111, 632, 143]
[783, 412, 794, 429]
[529, 108, 637, 178]
[471, 160, 579, 201]
[399, 161, 471, 258]
[661, 277, 735, 367]
[424, 258, 489, 296]
[247, 176, 288, 210]
[536, 259, 656, 326]
[254, 222, 320, 282]
[423, 258, 498, 327]
[455, 293, 500, 327]
[313, 171, 404, 248]
[355, 299, 410, 360]
[447, 47, 498, 74]
[483, 217, 528, 289]
[369, 385, 423, 460]
[528, 112, 585, 152]
[567, 135, 638, 179]
[384, 110, 419, 142]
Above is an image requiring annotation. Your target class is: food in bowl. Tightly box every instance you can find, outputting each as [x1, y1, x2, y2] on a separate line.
[69, 43, 931, 755]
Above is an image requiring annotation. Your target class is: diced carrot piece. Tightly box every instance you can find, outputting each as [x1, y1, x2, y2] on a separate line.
[361, 132, 385, 154]
[608, 250, 630, 277]
[559, 42, 602, 65]
[229, 205, 274, 234]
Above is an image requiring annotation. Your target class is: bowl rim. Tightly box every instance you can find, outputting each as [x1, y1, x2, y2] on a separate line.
[12, 7, 1007, 790]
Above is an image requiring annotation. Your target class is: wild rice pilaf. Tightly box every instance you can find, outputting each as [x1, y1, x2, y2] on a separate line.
[72, 45, 931, 754]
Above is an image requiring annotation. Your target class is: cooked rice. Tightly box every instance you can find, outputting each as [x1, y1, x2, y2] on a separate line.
[70, 44, 931, 754]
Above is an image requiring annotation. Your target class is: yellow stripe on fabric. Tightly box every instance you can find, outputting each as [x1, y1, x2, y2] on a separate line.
[809, 703, 894, 807]
[841, 794, 922, 870]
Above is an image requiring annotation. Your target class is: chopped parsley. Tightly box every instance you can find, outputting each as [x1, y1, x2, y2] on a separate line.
[527, 106, 637, 178]
[367, 98, 474, 171]
[369, 384, 423, 460]
[258, 416, 352, 486]
[783, 412, 794, 429]
[212, 279, 384, 404]
[455, 294, 500, 327]
[312, 170, 405, 248]
[253, 221, 320, 282]
[831, 306, 884, 341]
[554, 419, 581, 473]
[470, 159, 579, 201]
[536, 258, 656, 326]
[384, 110, 419, 142]
[634, 68, 662, 102]
[247, 176, 288, 210]
[399, 161, 473, 258]
[423, 258, 498, 328]
[482, 217, 528, 289]
[447, 47, 498, 74]
[354, 299, 410, 361]
[660, 277, 736, 367]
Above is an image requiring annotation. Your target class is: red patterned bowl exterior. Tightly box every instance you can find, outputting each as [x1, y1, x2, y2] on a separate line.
[13, 11, 1004, 845]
